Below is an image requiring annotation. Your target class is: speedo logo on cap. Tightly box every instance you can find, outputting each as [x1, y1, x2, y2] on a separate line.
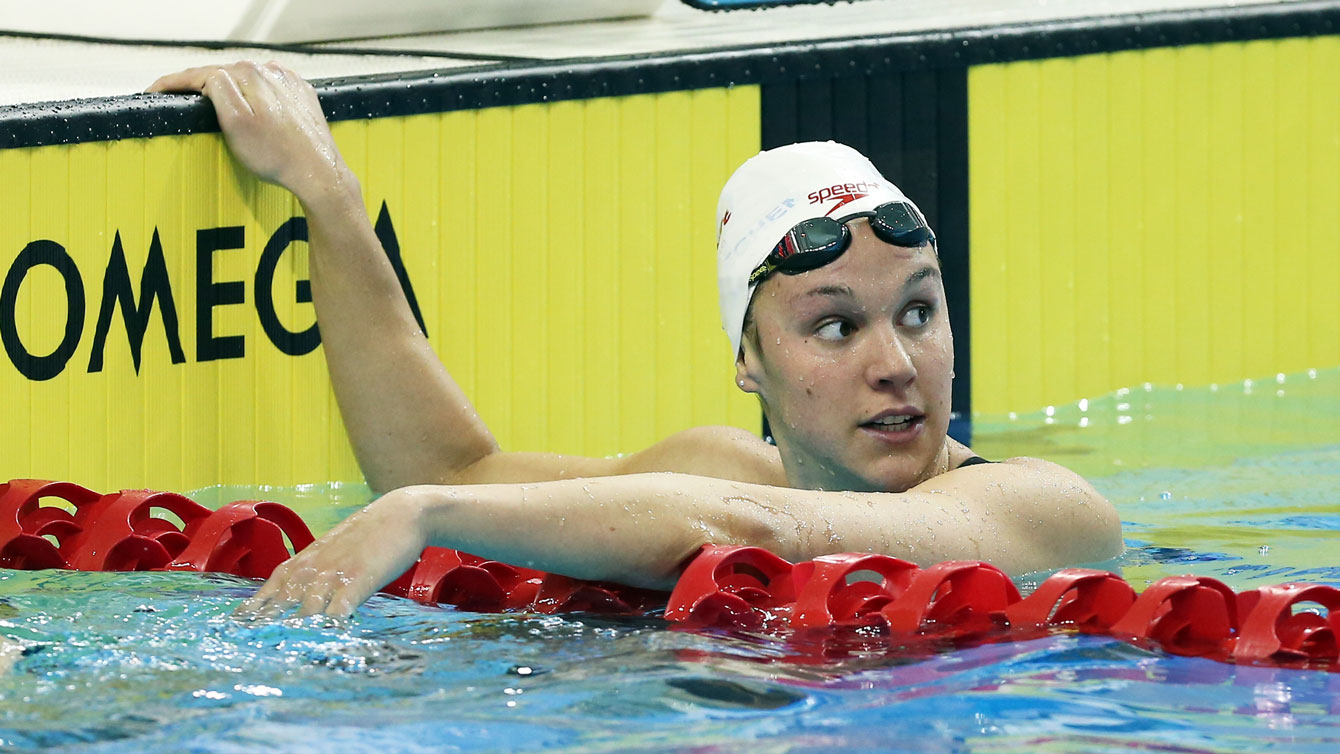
[808, 181, 882, 206]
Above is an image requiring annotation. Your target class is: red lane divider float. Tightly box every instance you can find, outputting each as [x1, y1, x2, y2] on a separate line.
[2, 479, 1338, 672]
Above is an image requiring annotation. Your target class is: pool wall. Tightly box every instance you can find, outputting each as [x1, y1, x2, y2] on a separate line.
[1, 3, 1338, 488]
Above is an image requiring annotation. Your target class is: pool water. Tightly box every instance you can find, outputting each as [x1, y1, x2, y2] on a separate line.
[3, 369, 1340, 753]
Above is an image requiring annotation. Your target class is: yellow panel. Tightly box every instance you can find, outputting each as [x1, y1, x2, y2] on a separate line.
[1104, 50, 1146, 395]
[1173, 45, 1211, 389]
[967, 64, 1009, 415]
[653, 91, 694, 441]
[436, 111, 478, 406]
[1307, 38, 1340, 369]
[580, 96, 622, 454]
[66, 142, 111, 487]
[28, 144, 71, 484]
[472, 106, 515, 451]
[326, 119, 368, 479]
[1003, 61, 1044, 413]
[544, 100, 584, 452]
[178, 136, 221, 489]
[970, 37, 1340, 416]
[617, 94, 658, 453]
[143, 135, 187, 490]
[1037, 58, 1077, 411]
[1206, 42, 1245, 384]
[0, 148, 33, 482]
[1240, 40, 1278, 381]
[1070, 53, 1111, 402]
[104, 138, 149, 486]
[509, 104, 550, 450]
[1274, 38, 1311, 377]
[1140, 47, 1178, 387]
[689, 87, 732, 427]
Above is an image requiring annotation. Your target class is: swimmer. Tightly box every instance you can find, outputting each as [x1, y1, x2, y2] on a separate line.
[147, 62, 1123, 618]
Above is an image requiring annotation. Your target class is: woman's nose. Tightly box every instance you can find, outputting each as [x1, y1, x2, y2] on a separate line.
[863, 329, 917, 390]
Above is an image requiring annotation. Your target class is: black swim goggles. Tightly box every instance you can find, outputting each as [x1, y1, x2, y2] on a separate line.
[748, 201, 935, 286]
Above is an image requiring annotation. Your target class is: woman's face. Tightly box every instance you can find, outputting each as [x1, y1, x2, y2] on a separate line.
[737, 220, 953, 492]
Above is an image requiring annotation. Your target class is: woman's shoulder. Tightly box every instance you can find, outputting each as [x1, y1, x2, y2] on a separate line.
[624, 425, 787, 486]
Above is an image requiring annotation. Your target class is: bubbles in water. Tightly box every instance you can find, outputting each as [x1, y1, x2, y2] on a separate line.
[1276, 373, 1287, 384]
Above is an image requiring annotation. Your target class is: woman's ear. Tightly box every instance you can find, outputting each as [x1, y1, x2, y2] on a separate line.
[735, 339, 763, 394]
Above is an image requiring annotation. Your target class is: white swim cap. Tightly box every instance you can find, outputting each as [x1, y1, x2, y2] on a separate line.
[715, 141, 925, 359]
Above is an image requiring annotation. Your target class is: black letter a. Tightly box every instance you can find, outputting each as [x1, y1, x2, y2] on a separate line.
[373, 202, 428, 337]
[87, 229, 187, 373]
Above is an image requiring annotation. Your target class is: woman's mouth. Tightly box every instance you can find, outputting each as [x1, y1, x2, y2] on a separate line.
[860, 412, 925, 443]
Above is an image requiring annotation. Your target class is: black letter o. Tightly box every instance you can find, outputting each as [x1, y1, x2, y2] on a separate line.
[1, 240, 85, 381]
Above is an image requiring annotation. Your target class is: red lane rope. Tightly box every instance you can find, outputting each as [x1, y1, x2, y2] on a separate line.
[3, 478, 1337, 671]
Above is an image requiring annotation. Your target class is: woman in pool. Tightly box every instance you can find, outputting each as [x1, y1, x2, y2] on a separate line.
[149, 62, 1122, 618]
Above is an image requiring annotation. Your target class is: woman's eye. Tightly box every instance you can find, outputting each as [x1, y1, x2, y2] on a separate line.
[899, 304, 933, 328]
[815, 320, 853, 340]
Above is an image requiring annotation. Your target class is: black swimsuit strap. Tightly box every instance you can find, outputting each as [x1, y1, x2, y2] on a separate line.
[955, 455, 994, 469]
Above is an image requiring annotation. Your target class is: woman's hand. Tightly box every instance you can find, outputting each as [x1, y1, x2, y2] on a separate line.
[147, 61, 351, 204]
[238, 486, 438, 619]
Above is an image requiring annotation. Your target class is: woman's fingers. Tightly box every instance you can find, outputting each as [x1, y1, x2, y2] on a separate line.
[145, 61, 341, 194]
[146, 64, 224, 93]
[234, 489, 433, 621]
[200, 69, 254, 129]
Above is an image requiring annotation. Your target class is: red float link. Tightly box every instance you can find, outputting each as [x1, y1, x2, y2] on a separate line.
[1232, 583, 1340, 665]
[879, 561, 1021, 634]
[0, 479, 98, 569]
[1004, 568, 1136, 632]
[1109, 575, 1240, 657]
[789, 553, 919, 628]
[163, 501, 315, 579]
[65, 490, 212, 571]
[664, 545, 796, 630]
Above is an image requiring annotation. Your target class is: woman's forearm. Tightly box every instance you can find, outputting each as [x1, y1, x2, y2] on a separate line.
[298, 170, 500, 495]
[414, 474, 754, 589]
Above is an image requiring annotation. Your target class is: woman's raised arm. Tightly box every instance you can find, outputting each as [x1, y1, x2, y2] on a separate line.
[149, 62, 785, 493]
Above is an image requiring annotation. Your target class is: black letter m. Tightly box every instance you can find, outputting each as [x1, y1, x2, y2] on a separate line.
[87, 229, 186, 373]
